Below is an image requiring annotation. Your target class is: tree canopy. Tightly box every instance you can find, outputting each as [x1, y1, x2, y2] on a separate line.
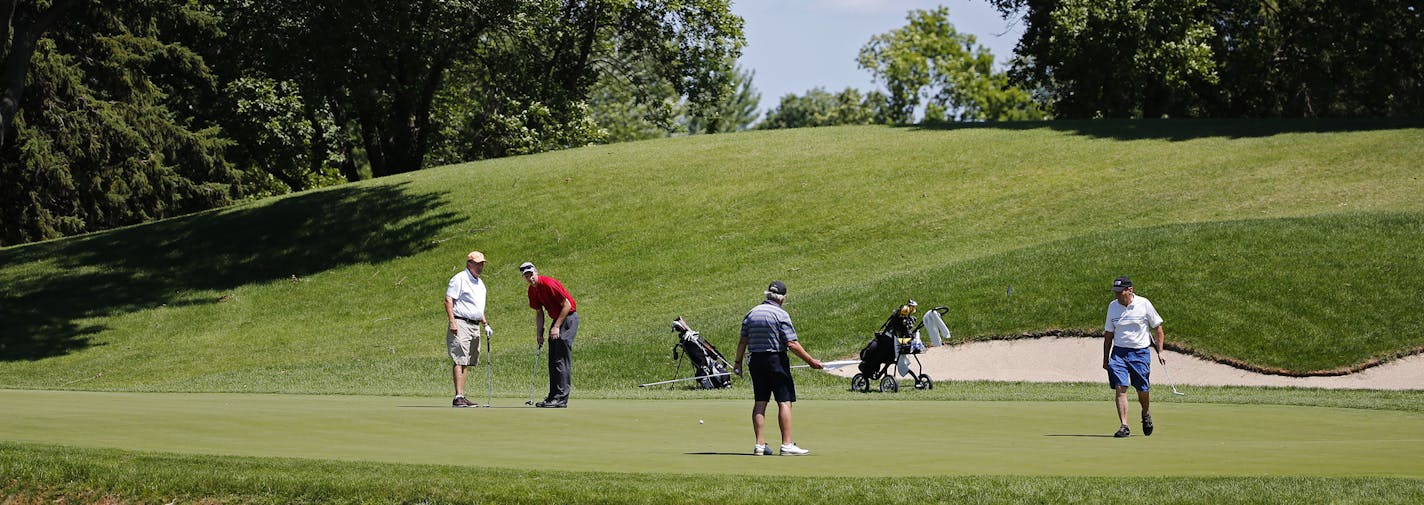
[1, 0, 238, 245]
[857, 6, 1044, 123]
[758, 87, 889, 129]
[990, 0, 1424, 118]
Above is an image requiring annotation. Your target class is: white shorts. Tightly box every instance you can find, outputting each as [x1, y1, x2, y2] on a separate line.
[447, 319, 482, 366]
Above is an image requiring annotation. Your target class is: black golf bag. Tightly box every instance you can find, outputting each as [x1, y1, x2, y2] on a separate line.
[857, 331, 898, 377]
[671, 317, 732, 389]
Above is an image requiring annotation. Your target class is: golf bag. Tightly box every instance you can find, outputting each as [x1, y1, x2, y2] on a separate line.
[670, 317, 733, 389]
[851, 301, 949, 392]
[857, 331, 899, 378]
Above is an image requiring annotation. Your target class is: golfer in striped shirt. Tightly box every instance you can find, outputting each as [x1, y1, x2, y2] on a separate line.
[734, 280, 822, 456]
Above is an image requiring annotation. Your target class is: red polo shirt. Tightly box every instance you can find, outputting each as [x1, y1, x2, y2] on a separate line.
[527, 275, 576, 319]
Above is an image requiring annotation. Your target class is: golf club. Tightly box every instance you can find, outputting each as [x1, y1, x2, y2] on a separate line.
[1159, 361, 1186, 396]
[484, 325, 493, 407]
[639, 371, 731, 388]
[791, 359, 860, 369]
[525, 344, 542, 405]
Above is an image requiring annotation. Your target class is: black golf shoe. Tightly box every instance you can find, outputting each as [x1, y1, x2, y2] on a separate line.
[1113, 425, 1130, 438]
[535, 400, 567, 408]
[452, 396, 477, 408]
[1142, 414, 1154, 436]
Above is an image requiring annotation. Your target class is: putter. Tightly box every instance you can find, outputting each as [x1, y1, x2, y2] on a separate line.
[524, 345, 542, 405]
[484, 327, 493, 407]
[1159, 361, 1186, 396]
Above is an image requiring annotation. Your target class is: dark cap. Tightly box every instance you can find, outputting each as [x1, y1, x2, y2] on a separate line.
[1111, 276, 1133, 292]
[767, 280, 787, 295]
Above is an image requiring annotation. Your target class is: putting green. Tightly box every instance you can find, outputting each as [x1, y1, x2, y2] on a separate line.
[4, 390, 1422, 477]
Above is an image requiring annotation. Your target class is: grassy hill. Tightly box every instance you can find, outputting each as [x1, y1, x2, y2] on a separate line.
[2, 119, 1421, 395]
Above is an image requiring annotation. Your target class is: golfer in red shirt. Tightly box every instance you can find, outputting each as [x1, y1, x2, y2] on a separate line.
[521, 262, 578, 408]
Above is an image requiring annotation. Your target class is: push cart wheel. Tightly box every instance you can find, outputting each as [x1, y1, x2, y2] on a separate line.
[879, 375, 899, 393]
[915, 373, 933, 390]
[850, 373, 869, 392]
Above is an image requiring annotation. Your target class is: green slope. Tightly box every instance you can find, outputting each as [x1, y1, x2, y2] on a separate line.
[2, 120, 1422, 394]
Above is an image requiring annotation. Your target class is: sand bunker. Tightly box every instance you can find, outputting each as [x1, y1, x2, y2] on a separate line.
[824, 337, 1423, 390]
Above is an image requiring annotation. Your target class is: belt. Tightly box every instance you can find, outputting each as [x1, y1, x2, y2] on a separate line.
[455, 316, 483, 324]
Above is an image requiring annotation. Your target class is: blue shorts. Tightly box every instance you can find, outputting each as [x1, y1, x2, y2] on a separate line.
[1107, 346, 1152, 392]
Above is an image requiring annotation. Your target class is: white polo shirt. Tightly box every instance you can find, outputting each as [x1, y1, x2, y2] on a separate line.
[446, 270, 487, 321]
[1105, 295, 1162, 349]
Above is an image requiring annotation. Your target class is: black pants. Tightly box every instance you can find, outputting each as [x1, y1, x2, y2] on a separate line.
[546, 312, 578, 403]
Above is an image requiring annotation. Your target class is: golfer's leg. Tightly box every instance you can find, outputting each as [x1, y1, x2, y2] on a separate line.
[1137, 390, 1151, 416]
[550, 339, 572, 402]
[1115, 386, 1130, 426]
[545, 342, 558, 401]
[752, 401, 768, 445]
[777, 401, 794, 445]
[453, 365, 466, 396]
[556, 315, 577, 402]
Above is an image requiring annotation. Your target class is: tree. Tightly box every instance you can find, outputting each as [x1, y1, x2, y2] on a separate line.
[1212, 0, 1424, 117]
[758, 87, 889, 129]
[990, 0, 1218, 118]
[1, 0, 238, 246]
[582, 56, 759, 143]
[856, 6, 1044, 123]
[584, 53, 683, 143]
[218, 76, 347, 197]
[219, 0, 744, 176]
[683, 62, 761, 134]
[990, 0, 1424, 118]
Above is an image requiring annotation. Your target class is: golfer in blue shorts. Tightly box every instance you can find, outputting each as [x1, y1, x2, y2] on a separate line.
[1103, 276, 1166, 438]
[733, 281, 823, 456]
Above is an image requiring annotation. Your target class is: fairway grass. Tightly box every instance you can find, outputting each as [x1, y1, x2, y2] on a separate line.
[4, 390, 1423, 478]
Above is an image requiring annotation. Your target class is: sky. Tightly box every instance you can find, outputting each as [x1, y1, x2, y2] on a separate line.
[729, 0, 1025, 116]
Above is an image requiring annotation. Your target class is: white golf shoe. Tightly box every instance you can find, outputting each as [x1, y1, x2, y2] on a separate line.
[752, 443, 772, 456]
[779, 443, 809, 456]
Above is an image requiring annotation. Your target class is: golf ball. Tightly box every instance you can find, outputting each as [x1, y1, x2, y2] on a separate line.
[698, 420, 704, 424]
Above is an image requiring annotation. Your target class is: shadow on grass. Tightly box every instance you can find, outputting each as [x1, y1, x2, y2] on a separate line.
[0, 182, 463, 361]
[910, 117, 1424, 141]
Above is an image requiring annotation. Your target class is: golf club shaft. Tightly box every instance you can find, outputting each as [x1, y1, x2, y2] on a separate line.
[669, 348, 683, 391]
[791, 359, 859, 369]
[1160, 361, 1186, 396]
[525, 346, 541, 404]
[485, 328, 493, 406]
[639, 372, 730, 387]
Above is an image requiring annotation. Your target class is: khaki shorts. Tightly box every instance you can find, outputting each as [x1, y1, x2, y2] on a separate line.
[447, 319, 482, 366]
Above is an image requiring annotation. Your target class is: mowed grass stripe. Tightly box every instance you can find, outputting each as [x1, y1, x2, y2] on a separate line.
[5, 390, 1422, 478]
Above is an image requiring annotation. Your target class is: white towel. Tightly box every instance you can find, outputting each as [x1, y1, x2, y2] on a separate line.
[924, 309, 950, 346]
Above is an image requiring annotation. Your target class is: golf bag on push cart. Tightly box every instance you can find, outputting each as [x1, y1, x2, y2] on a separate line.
[668, 317, 733, 389]
[851, 300, 950, 393]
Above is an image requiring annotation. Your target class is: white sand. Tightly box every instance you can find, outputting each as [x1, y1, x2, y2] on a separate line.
[823, 337, 1424, 390]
